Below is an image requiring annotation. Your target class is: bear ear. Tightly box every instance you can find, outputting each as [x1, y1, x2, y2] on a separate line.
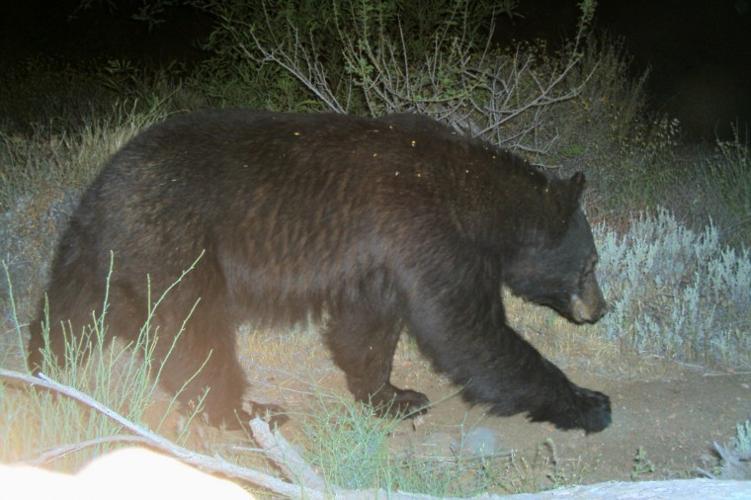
[558, 172, 586, 218]
[569, 172, 586, 202]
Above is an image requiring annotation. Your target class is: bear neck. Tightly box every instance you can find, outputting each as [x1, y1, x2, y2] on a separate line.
[457, 149, 561, 256]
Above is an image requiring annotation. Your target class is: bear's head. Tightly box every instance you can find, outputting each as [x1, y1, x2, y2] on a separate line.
[504, 172, 608, 324]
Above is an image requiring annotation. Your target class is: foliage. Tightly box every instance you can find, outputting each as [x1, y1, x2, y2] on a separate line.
[0, 57, 111, 134]
[302, 393, 511, 495]
[732, 421, 751, 458]
[594, 208, 751, 367]
[0, 102, 167, 212]
[0, 256, 204, 471]
[701, 128, 751, 246]
[702, 419, 751, 480]
[631, 447, 655, 480]
[200, 0, 594, 154]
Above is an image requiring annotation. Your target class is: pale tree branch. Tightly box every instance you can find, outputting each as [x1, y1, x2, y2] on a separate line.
[22, 435, 150, 466]
[0, 369, 322, 499]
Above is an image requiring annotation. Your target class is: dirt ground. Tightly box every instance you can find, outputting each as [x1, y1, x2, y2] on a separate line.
[231, 325, 751, 488]
[397, 368, 751, 483]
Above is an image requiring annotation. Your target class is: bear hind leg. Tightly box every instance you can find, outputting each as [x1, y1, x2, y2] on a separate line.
[324, 308, 429, 417]
[154, 311, 286, 429]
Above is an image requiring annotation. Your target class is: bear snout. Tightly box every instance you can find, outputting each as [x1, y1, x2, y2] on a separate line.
[570, 284, 608, 324]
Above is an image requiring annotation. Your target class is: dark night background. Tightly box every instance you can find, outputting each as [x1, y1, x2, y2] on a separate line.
[1, 0, 750, 140]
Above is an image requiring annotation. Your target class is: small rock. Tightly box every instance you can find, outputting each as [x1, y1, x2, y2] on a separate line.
[452, 427, 501, 458]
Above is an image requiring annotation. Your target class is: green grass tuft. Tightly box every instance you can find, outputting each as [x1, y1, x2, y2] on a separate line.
[301, 392, 515, 496]
[0, 255, 204, 471]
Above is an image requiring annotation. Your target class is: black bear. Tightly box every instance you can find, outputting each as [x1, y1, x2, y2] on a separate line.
[28, 110, 611, 432]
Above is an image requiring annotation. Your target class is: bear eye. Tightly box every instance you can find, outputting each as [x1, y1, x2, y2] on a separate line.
[581, 259, 595, 278]
[586, 255, 598, 273]
[580, 267, 593, 283]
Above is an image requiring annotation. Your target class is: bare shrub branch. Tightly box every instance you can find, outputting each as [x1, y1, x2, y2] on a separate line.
[231, 0, 593, 154]
[218, 2, 346, 113]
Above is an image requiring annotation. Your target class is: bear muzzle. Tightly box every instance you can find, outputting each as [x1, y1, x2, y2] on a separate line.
[569, 277, 608, 324]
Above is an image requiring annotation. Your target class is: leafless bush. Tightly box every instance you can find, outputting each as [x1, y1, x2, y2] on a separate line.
[214, 0, 596, 155]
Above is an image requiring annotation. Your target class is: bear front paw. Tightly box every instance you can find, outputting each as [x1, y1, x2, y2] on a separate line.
[570, 385, 611, 434]
[528, 385, 611, 433]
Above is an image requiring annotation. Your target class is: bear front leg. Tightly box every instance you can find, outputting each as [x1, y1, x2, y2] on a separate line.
[403, 266, 611, 433]
[324, 307, 429, 417]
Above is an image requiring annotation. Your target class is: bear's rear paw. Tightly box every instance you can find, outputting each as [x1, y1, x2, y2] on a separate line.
[529, 385, 611, 433]
[369, 387, 430, 418]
